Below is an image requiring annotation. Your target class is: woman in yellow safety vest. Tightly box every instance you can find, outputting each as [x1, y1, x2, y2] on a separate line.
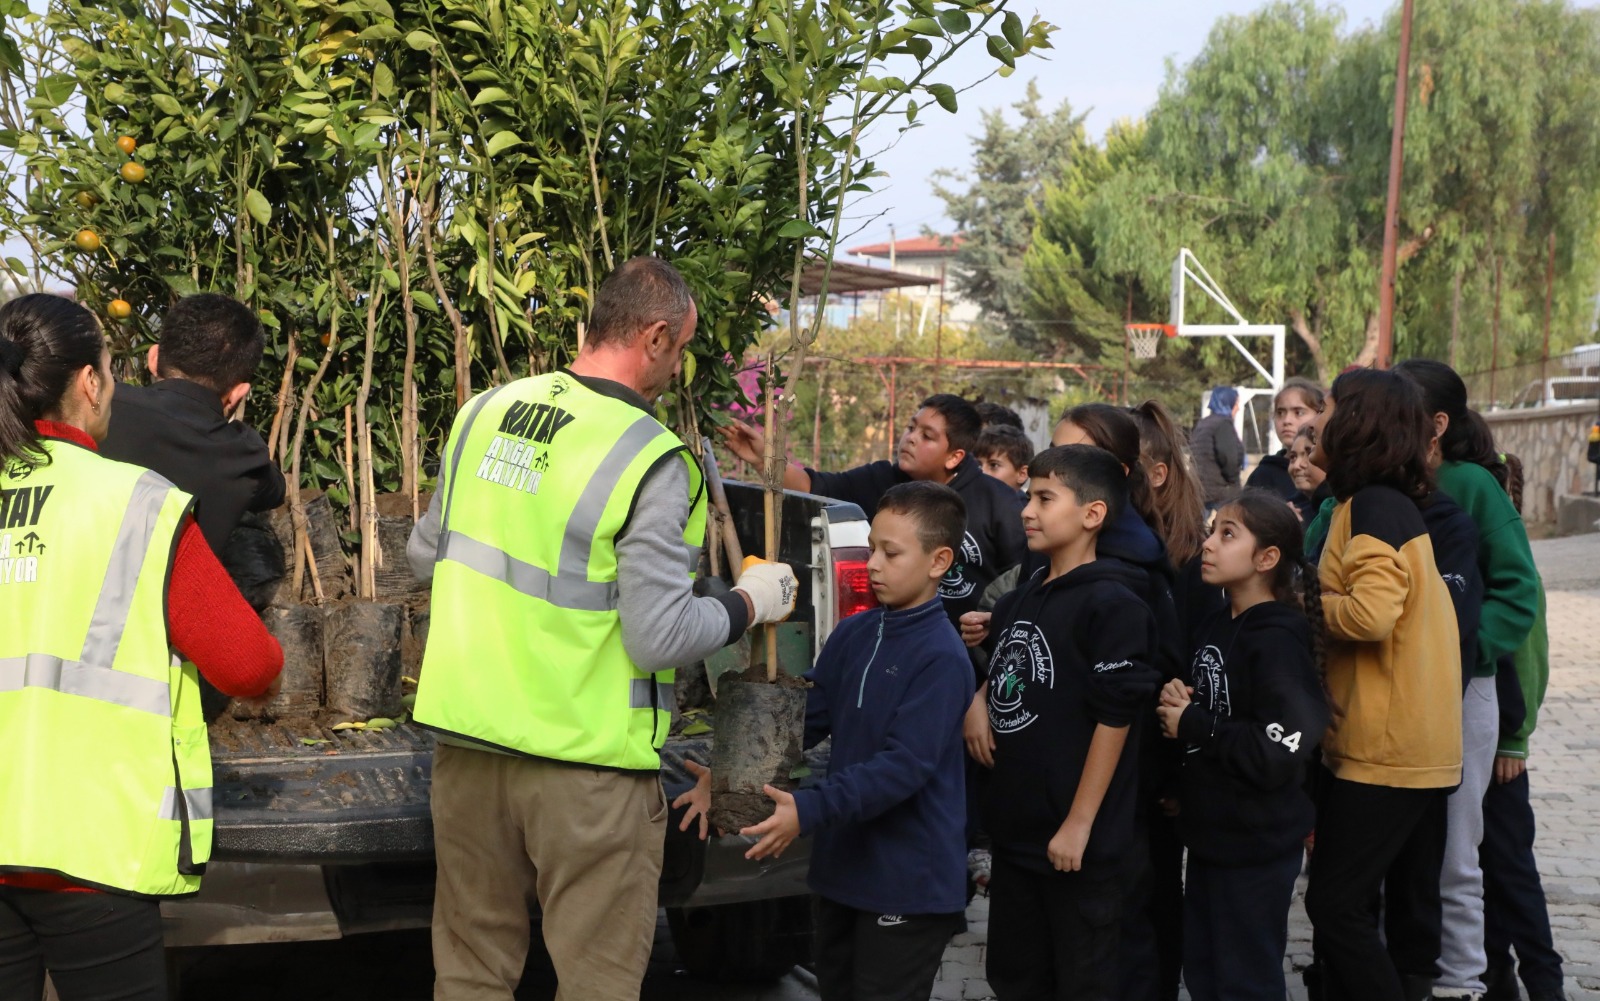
[0, 293, 283, 1001]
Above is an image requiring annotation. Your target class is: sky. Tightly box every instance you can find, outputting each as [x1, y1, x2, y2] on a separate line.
[840, 0, 1400, 254]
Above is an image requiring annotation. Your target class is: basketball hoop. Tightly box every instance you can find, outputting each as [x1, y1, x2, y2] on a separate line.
[1126, 323, 1173, 360]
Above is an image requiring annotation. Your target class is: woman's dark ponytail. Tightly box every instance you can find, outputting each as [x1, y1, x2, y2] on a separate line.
[1296, 558, 1327, 682]
[0, 293, 105, 470]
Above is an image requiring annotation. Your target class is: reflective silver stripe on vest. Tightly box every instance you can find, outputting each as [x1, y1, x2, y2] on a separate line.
[438, 530, 619, 612]
[0, 653, 171, 716]
[437, 385, 509, 556]
[628, 678, 674, 711]
[81, 470, 175, 669]
[685, 544, 702, 575]
[558, 414, 670, 578]
[157, 786, 214, 822]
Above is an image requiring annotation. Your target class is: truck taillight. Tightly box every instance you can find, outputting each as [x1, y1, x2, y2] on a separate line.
[833, 547, 877, 621]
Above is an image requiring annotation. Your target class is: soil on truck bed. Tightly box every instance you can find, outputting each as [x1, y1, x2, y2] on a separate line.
[208, 716, 437, 864]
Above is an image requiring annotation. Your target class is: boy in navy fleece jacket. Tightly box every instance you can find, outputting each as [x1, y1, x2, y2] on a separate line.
[979, 445, 1161, 1001]
[678, 481, 974, 1001]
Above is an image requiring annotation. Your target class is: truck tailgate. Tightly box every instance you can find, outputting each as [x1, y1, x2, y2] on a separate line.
[210, 719, 436, 864]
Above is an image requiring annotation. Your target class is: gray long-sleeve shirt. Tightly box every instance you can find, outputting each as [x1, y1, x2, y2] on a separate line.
[408, 382, 748, 672]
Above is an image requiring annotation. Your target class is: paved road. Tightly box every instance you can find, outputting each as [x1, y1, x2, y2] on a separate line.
[179, 534, 1600, 1000]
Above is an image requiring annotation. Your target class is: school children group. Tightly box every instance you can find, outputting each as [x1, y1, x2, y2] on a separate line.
[715, 366, 1562, 1001]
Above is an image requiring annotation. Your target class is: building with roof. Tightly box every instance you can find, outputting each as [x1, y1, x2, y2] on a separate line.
[842, 233, 979, 328]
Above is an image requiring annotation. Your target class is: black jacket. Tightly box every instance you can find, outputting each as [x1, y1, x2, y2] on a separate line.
[1176, 601, 1329, 866]
[1246, 450, 1296, 499]
[1421, 491, 1483, 692]
[1190, 414, 1243, 504]
[807, 456, 1026, 626]
[981, 559, 1161, 877]
[101, 380, 286, 553]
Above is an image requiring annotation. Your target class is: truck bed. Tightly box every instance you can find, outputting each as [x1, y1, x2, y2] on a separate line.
[209, 717, 827, 907]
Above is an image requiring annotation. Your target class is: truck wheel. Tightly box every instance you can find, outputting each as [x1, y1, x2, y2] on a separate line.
[665, 896, 812, 982]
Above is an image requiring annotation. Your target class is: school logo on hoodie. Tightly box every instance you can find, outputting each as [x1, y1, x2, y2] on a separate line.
[939, 531, 983, 601]
[1186, 644, 1233, 754]
[988, 618, 1052, 734]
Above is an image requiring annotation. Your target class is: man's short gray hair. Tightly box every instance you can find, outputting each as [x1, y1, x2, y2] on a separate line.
[586, 256, 695, 349]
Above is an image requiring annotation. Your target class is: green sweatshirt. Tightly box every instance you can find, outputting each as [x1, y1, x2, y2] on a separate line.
[1499, 585, 1549, 759]
[1434, 460, 1540, 677]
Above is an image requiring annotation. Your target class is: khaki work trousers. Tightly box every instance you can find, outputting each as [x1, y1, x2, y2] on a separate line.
[430, 742, 668, 1001]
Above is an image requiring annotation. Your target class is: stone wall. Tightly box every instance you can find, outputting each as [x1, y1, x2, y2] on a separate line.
[1482, 403, 1599, 524]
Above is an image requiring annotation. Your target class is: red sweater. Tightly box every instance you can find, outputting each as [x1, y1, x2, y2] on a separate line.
[2, 421, 284, 892]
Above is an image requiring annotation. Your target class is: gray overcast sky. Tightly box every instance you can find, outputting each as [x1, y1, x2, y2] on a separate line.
[842, 0, 1399, 252]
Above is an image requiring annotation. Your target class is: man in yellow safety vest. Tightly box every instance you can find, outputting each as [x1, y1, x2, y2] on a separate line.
[408, 256, 797, 1001]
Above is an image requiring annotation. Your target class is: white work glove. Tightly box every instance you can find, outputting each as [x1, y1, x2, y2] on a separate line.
[735, 558, 798, 626]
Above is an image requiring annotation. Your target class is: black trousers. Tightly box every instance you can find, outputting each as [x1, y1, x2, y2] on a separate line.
[1116, 818, 1184, 1001]
[0, 887, 166, 1001]
[812, 895, 961, 1001]
[986, 854, 1124, 1001]
[1182, 850, 1303, 1001]
[1304, 774, 1448, 1001]
[1482, 771, 1565, 996]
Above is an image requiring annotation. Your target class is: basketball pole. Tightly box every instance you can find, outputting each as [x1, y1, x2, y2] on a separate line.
[1376, 0, 1416, 370]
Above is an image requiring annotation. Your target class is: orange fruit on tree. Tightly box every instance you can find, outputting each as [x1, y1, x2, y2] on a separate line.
[75, 190, 99, 209]
[73, 229, 102, 252]
[119, 162, 147, 184]
[116, 135, 137, 155]
[108, 299, 132, 320]
[319, 332, 332, 347]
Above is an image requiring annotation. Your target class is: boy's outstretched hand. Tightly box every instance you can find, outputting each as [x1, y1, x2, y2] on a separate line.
[672, 760, 714, 841]
[738, 785, 800, 860]
[716, 422, 766, 467]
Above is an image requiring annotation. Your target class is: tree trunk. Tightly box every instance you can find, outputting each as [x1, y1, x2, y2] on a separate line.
[1288, 307, 1329, 385]
[1352, 312, 1382, 369]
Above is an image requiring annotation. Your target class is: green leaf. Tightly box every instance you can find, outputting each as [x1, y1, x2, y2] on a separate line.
[373, 63, 395, 98]
[986, 34, 1015, 68]
[472, 87, 514, 107]
[680, 720, 711, 736]
[789, 764, 812, 780]
[905, 36, 933, 62]
[938, 10, 971, 33]
[244, 188, 272, 226]
[403, 29, 438, 50]
[151, 93, 183, 117]
[382, 268, 400, 290]
[412, 291, 439, 313]
[777, 218, 823, 238]
[300, 738, 331, 746]
[485, 130, 522, 157]
[103, 82, 128, 105]
[905, 17, 941, 36]
[4, 257, 25, 275]
[36, 74, 76, 109]
[1002, 11, 1026, 49]
[927, 83, 958, 113]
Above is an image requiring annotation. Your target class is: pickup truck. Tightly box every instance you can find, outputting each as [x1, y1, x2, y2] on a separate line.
[164, 481, 874, 982]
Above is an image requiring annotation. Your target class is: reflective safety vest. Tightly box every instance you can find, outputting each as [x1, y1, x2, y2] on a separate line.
[415, 372, 706, 772]
[0, 440, 211, 897]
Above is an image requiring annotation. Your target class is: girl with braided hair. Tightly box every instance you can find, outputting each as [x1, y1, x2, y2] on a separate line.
[1155, 489, 1328, 1001]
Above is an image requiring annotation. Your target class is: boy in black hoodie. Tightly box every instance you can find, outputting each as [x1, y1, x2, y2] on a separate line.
[979, 445, 1161, 1000]
[720, 393, 1027, 636]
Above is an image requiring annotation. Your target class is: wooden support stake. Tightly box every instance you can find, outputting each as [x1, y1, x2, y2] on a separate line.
[762, 351, 779, 684]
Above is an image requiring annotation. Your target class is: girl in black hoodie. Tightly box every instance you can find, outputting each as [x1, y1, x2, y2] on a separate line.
[1156, 490, 1330, 1001]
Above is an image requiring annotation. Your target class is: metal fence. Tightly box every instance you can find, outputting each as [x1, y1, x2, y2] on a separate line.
[1461, 346, 1600, 413]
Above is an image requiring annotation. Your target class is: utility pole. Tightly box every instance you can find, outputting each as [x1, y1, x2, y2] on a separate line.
[888, 224, 900, 341]
[1375, 0, 1416, 370]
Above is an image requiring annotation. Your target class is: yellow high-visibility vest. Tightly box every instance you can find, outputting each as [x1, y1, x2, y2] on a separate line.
[415, 372, 706, 772]
[0, 440, 210, 896]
